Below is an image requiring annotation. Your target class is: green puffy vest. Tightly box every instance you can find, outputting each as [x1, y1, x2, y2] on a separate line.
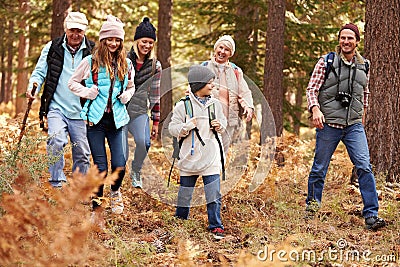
[318, 53, 369, 126]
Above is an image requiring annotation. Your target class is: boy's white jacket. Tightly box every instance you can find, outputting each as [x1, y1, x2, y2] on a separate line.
[168, 92, 227, 176]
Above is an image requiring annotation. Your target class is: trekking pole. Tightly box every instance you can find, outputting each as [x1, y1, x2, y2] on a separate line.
[167, 158, 175, 187]
[12, 83, 38, 165]
[17, 82, 38, 146]
[168, 137, 181, 187]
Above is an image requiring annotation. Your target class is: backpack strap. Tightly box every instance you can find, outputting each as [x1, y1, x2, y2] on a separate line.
[172, 96, 201, 159]
[151, 58, 157, 76]
[92, 71, 98, 85]
[169, 97, 229, 186]
[82, 59, 98, 122]
[362, 57, 370, 75]
[183, 97, 205, 152]
[84, 70, 97, 123]
[208, 103, 226, 181]
[324, 52, 369, 82]
[168, 96, 204, 186]
[202, 61, 240, 83]
[229, 62, 240, 82]
[183, 96, 193, 118]
[324, 52, 337, 82]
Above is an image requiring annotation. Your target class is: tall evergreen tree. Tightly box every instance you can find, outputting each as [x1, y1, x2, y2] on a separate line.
[364, 0, 400, 182]
[263, 0, 286, 137]
[16, 0, 30, 116]
[158, 0, 172, 139]
[51, 0, 71, 39]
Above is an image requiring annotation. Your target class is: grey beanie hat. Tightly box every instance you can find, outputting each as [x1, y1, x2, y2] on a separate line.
[188, 65, 215, 93]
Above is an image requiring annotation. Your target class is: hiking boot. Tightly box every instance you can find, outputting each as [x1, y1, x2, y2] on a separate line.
[110, 190, 124, 214]
[210, 228, 225, 240]
[131, 172, 142, 188]
[304, 200, 320, 220]
[365, 216, 386, 230]
[304, 209, 316, 220]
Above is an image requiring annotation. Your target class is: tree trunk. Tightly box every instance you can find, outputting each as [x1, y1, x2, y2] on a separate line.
[262, 0, 286, 137]
[364, 0, 400, 182]
[51, 0, 71, 39]
[157, 0, 173, 140]
[15, 0, 30, 116]
[6, 20, 14, 103]
[0, 18, 5, 103]
[294, 86, 303, 135]
[234, 2, 258, 78]
[235, 2, 260, 140]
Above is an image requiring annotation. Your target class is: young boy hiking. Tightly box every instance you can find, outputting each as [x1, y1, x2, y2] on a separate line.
[168, 65, 227, 240]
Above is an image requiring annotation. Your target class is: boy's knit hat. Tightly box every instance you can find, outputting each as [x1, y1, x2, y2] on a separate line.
[64, 12, 88, 31]
[188, 65, 215, 93]
[99, 15, 125, 41]
[214, 35, 235, 55]
[134, 17, 157, 41]
[339, 23, 360, 41]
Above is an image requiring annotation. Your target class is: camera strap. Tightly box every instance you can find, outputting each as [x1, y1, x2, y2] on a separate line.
[350, 64, 357, 95]
[336, 59, 353, 95]
[335, 59, 342, 96]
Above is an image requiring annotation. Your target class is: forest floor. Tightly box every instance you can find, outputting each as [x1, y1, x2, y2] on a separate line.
[0, 102, 399, 267]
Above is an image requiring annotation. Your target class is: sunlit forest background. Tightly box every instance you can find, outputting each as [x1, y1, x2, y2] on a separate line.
[1, 0, 367, 133]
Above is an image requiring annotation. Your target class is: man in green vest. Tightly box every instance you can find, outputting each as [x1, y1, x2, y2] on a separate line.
[305, 23, 385, 230]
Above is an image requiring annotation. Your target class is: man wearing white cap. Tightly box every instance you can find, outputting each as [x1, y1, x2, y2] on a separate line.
[201, 35, 254, 151]
[26, 11, 94, 188]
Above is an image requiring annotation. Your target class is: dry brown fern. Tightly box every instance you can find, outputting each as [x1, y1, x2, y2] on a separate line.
[0, 166, 111, 266]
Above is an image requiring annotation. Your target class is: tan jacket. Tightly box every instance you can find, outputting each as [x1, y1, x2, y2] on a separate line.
[204, 58, 254, 127]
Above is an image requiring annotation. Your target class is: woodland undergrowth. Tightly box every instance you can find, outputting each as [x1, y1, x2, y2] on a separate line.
[0, 109, 399, 266]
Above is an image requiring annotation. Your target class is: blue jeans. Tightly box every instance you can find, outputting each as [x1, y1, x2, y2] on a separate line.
[87, 112, 127, 208]
[175, 174, 223, 230]
[47, 108, 91, 187]
[125, 114, 151, 173]
[306, 123, 379, 218]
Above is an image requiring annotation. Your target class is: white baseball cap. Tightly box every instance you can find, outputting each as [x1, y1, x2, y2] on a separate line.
[64, 12, 88, 31]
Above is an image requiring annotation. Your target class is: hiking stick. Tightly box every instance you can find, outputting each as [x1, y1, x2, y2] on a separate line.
[167, 158, 175, 187]
[17, 82, 38, 146]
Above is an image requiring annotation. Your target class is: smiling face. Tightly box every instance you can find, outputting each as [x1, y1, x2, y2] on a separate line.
[65, 28, 85, 49]
[194, 79, 215, 97]
[214, 43, 233, 64]
[105, 37, 122, 53]
[339, 29, 359, 59]
[137, 37, 155, 58]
